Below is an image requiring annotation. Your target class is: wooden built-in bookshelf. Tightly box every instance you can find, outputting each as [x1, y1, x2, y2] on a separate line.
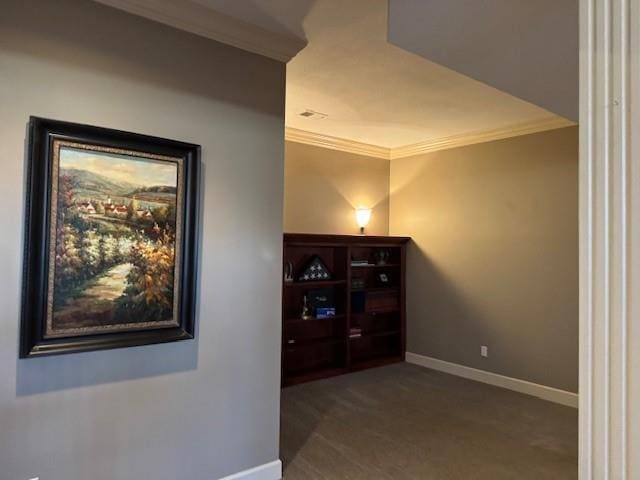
[281, 233, 410, 387]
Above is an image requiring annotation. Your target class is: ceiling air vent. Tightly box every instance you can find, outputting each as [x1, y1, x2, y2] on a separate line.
[299, 109, 328, 119]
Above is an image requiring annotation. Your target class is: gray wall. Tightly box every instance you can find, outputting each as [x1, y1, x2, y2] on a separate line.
[0, 1, 285, 479]
[390, 127, 579, 392]
[284, 141, 390, 235]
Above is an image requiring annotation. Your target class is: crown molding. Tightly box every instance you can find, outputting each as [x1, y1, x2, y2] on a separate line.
[285, 127, 391, 159]
[93, 0, 307, 62]
[389, 116, 575, 159]
[286, 117, 576, 160]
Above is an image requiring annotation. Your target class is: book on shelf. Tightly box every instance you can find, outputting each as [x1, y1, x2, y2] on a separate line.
[308, 288, 334, 312]
[349, 327, 362, 338]
[316, 307, 336, 319]
[351, 259, 371, 266]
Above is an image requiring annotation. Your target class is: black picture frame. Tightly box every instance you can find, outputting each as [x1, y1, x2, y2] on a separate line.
[20, 117, 201, 358]
[375, 272, 391, 286]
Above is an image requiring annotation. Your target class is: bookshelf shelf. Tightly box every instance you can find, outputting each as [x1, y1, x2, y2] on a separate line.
[351, 287, 400, 294]
[281, 233, 409, 387]
[349, 329, 400, 340]
[283, 337, 345, 349]
[351, 263, 401, 268]
[284, 314, 346, 325]
[283, 279, 346, 288]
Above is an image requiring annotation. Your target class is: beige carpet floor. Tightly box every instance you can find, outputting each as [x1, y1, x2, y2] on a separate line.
[280, 362, 577, 479]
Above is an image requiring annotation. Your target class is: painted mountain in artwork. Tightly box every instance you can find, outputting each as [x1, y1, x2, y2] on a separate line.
[129, 185, 178, 203]
[61, 167, 139, 197]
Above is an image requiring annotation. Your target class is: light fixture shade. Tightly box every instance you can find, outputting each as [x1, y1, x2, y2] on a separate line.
[355, 207, 372, 231]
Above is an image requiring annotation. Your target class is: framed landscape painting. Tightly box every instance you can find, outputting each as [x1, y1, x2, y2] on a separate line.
[20, 117, 200, 357]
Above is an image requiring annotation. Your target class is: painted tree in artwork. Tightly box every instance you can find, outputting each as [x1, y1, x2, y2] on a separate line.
[165, 203, 176, 229]
[53, 175, 82, 301]
[55, 174, 75, 257]
[116, 226, 175, 322]
[57, 174, 75, 216]
[54, 225, 82, 302]
[152, 205, 168, 224]
[127, 198, 139, 220]
[97, 235, 107, 269]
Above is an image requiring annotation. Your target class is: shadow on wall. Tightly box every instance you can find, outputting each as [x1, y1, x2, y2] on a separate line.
[14, 142, 207, 396]
[405, 241, 494, 364]
[324, 175, 389, 221]
[294, 178, 389, 235]
[16, 340, 199, 396]
[284, 142, 390, 235]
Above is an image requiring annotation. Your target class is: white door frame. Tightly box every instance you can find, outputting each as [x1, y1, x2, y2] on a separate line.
[579, 0, 639, 477]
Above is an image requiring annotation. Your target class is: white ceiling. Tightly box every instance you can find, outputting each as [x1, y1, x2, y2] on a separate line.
[97, 0, 571, 150]
[284, 0, 566, 149]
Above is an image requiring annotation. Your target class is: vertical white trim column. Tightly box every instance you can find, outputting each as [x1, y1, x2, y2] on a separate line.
[580, 0, 639, 478]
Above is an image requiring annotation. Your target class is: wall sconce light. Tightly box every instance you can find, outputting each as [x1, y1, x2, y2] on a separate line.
[355, 207, 372, 235]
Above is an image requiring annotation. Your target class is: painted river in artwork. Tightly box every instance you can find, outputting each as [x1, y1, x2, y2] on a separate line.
[54, 263, 132, 328]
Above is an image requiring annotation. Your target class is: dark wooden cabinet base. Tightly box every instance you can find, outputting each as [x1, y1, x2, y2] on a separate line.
[282, 233, 409, 387]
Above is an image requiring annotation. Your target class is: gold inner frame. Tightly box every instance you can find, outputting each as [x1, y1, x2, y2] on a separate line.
[45, 139, 185, 338]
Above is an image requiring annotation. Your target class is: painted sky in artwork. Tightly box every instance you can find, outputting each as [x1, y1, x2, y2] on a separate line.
[60, 147, 178, 187]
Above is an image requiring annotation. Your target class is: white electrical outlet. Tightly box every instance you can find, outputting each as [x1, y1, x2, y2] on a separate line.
[480, 345, 488, 358]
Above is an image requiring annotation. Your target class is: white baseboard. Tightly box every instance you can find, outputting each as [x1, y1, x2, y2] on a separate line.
[405, 352, 579, 408]
[218, 460, 282, 480]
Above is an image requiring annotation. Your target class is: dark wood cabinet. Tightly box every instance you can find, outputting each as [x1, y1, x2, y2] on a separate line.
[281, 233, 410, 386]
